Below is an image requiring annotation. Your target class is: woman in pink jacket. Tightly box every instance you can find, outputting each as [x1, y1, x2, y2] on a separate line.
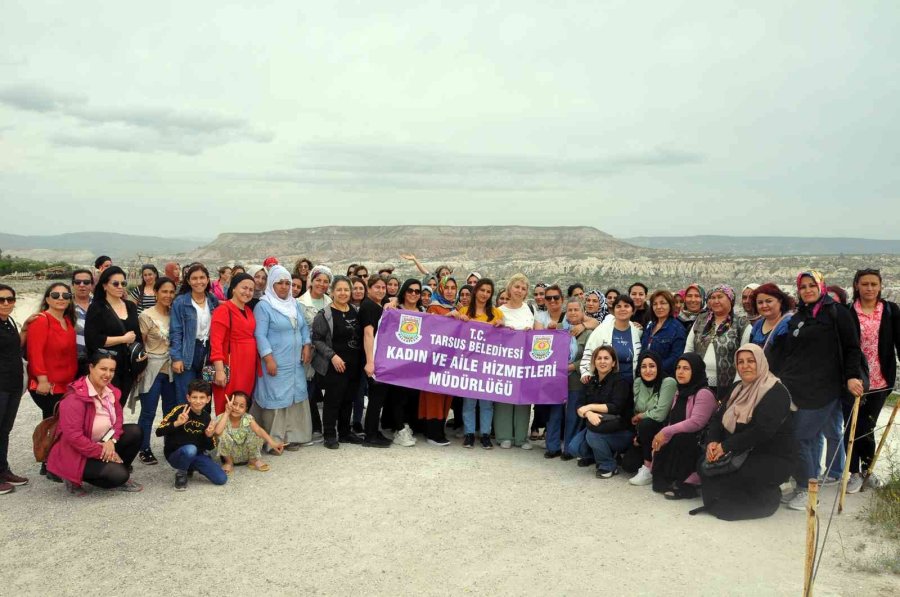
[650, 353, 717, 499]
[47, 352, 144, 496]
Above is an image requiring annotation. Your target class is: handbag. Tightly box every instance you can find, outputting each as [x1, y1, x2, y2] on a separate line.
[700, 449, 750, 477]
[109, 303, 147, 376]
[586, 413, 621, 434]
[32, 402, 61, 463]
[202, 308, 231, 384]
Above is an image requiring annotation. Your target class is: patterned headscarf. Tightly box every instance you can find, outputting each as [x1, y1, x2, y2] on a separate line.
[677, 283, 707, 326]
[706, 284, 736, 307]
[796, 270, 827, 317]
[432, 276, 456, 307]
[585, 289, 609, 321]
[307, 265, 333, 288]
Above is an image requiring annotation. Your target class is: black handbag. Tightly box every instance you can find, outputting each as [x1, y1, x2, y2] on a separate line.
[109, 303, 147, 376]
[586, 413, 620, 434]
[700, 449, 750, 477]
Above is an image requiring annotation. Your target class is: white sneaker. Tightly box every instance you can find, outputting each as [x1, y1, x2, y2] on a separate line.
[820, 476, 840, 487]
[499, 440, 512, 449]
[393, 425, 416, 447]
[864, 472, 884, 489]
[520, 441, 532, 451]
[846, 473, 863, 494]
[787, 490, 812, 511]
[629, 465, 653, 486]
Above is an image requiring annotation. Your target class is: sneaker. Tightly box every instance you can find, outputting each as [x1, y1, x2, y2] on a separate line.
[499, 440, 513, 449]
[629, 465, 653, 486]
[787, 490, 811, 511]
[311, 431, 324, 443]
[463, 434, 475, 449]
[0, 481, 13, 495]
[427, 436, 451, 447]
[339, 433, 364, 445]
[596, 468, 618, 479]
[117, 479, 144, 492]
[544, 450, 561, 459]
[1, 470, 29, 486]
[138, 449, 158, 465]
[481, 435, 493, 450]
[780, 489, 797, 504]
[363, 436, 391, 448]
[174, 471, 188, 491]
[576, 457, 596, 468]
[820, 476, 840, 487]
[519, 441, 533, 451]
[846, 473, 863, 494]
[324, 439, 340, 449]
[393, 425, 416, 447]
[864, 472, 884, 489]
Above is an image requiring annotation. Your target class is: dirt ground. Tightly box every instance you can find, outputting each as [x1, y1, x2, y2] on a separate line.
[1, 294, 897, 596]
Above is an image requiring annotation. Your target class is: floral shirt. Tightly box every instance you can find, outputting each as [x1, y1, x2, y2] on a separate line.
[855, 301, 887, 390]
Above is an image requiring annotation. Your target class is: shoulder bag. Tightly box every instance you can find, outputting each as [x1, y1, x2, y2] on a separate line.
[33, 401, 61, 462]
[202, 308, 232, 384]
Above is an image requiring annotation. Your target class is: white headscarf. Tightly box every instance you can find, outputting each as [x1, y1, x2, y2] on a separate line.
[261, 265, 298, 326]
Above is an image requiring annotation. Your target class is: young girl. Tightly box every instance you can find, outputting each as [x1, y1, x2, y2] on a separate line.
[212, 392, 285, 473]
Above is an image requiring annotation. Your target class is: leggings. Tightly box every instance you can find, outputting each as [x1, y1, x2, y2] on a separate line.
[81, 424, 142, 488]
[30, 390, 64, 420]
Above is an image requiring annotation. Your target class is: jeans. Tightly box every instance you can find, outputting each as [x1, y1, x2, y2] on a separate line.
[174, 340, 208, 406]
[462, 398, 493, 435]
[0, 390, 22, 473]
[568, 428, 634, 472]
[793, 399, 845, 483]
[138, 373, 177, 451]
[545, 404, 565, 452]
[563, 389, 584, 455]
[165, 444, 228, 485]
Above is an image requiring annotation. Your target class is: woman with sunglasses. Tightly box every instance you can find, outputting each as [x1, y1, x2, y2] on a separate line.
[0, 284, 28, 494]
[128, 264, 158, 315]
[85, 266, 142, 405]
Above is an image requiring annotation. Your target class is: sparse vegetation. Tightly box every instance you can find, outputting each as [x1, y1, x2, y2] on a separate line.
[0, 252, 72, 277]
[861, 445, 900, 575]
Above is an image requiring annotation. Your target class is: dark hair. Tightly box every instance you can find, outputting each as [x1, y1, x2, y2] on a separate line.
[217, 265, 232, 276]
[39, 282, 76, 325]
[178, 263, 211, 295]
[138, 264, 159, 294]
[89, 350, 117, 367]
[612, 295, 636, 311]
[230, 391, 250, 408]
[592, 345, 619, 375]
[459, 285, 474, 301]
[353, 264, 369, 276]
[350, 276, 365, 292]
[544, 284, 563, 297]
[385, 275, 401, 295]
[852, 269, 883, 302]
[750, 283, 796, 315]
[94, 266, 128, 304]
[566, 283, 584, 297]
[648, 290, 675, 321]
[629, 282, 648, 295]
[71, 269, 93, 284]
[346, 264, 358, 276]
[826, 285, 848, 305]
[231, 264, 246, 275]
[187, 379, 212, 396]
[0, 283, 16, 298]
[330, 275, 352, 292]
[154, 276, 177, 293]
[398, 278, 423, 310]
[435, 265, 452, 278]
[367, 274, 388, 289]
[467, 278, 497, 321]
[291, 272, 303, 282]
[94, 255, 111, 269]
[605, 288, 620, 298]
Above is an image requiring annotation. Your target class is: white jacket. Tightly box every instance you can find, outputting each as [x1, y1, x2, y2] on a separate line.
[579, 315, 643, 377]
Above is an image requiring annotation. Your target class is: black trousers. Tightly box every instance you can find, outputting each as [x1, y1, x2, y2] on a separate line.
[621, 417, 665, 474]
[0, 389, 22, 473]
[364, 378, 388, 438]
[308, 375, 322, 433]
[30, 390, 64, 420]
[389, 386, 419, 431]
[82, 424, 142, 489]
[843, 388, 891, 474]
[319, 367, 360, 441]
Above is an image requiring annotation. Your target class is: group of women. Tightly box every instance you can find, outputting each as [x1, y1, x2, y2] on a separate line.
[0, 257, 897, 523]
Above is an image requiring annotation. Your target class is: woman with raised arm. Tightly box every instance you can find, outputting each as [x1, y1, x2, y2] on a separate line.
[128, 265, 158, 315]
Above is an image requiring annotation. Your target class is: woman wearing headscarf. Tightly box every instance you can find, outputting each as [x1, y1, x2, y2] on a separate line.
[299, 265, 333, 439]
[164, 262, 181, 288]
[253, 265, 314, 450]
[650, 353, 717, 499]
[694, 344, 793, 520]
[741, 284, 761, 323]
[676, 283, 706, 333]
[770, 270, 863, 510]
[583, 290, 609, 323]
[456, 285, 473, 311]
[209, 273, 259, 415]
[623, 351, 676, 486]
[683, 284, 751, 400]
[247, 266, 267, 311]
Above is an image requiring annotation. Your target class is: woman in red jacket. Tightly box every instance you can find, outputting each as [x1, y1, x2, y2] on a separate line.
[27, 283, 78, 417]
[46, 352, 143, 495]
[209, 273, 259, 415]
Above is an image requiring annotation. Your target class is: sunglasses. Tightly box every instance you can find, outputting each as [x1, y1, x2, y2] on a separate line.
[72, 279, 93, 286]
[94, 348, 118, 357]
[545, 295, 562, 301]
[406, 288, 422, 294]
[0, 296, 16, 305]
[358, 273, 369, 278]
[49, 292, 73, 300]
[108, 281, 127, 288]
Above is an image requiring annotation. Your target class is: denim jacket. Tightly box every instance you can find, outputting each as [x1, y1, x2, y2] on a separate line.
[169, 292, 220, 368]
[640, 317, 687, 377]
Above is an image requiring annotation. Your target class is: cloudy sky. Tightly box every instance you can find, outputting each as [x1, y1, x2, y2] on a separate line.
[1, 1, 897, 239]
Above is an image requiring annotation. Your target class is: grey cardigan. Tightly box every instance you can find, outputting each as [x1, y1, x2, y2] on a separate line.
[311, 306, 335, 376]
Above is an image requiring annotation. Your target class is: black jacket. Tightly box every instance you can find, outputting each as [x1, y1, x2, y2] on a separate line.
[849, 300, 900, 389]
[581, 374, 634, 433]
[707, 381, 793, 460]
[0, 316, 23, 395]
[769, 296, 862, 410]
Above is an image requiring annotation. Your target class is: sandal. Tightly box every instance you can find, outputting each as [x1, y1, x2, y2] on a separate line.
[664, 484, 699, 500]
[248, 460, 270, 472]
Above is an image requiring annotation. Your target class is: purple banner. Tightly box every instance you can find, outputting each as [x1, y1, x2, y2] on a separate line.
[374, 309, 568, 404]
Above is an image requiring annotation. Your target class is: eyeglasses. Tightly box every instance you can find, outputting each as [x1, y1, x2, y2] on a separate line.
[49, 292, 73, 300]
[108, 281, 127, 288]
[406, 288, 422, 295]
[72, 279, 92, 286]
[0, 297, 16, 305]
[545, 295, 562, 301]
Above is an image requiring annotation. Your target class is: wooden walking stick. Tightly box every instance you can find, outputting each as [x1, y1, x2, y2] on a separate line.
[838, 394, 862, 513]
[864, 397, 900, 488]
[803, 479, 819, 597]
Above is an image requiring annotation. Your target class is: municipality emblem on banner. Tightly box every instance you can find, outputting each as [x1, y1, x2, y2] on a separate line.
[396, 314, 423, 345]
[529, 335, 554, 361]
